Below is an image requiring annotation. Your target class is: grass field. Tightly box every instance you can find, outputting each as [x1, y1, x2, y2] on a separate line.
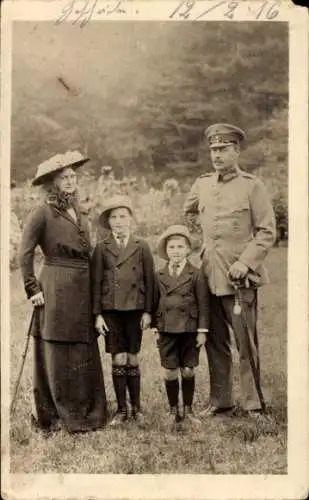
[9, 247, 287, 474]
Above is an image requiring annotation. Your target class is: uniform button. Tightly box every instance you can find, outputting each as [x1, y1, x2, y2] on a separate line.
[132, 284, 136, 288]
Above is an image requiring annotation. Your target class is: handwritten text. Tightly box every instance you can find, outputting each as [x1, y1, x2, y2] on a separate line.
[169, 0, 281, 21]
[56, 0, 127, 27]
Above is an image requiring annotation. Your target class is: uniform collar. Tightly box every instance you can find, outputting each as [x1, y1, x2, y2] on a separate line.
[217, 166, 240, 183]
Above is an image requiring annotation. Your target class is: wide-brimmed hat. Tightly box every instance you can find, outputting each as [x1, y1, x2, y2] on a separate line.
[205, 123, 246, 149]
[98, 195, 134, 228]
[32, 151, 90, 186]
[156, 224, 194, 261]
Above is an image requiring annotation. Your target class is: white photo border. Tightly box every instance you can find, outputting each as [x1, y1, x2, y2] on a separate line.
[1, 1, 308, 499]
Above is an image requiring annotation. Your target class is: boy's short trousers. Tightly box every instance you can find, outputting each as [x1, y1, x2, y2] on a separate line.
[102, 310, 143, 354]
[158, 332, 199, 369]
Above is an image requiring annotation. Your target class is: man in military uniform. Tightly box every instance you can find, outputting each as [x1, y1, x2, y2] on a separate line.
[184, 123, 276, 417]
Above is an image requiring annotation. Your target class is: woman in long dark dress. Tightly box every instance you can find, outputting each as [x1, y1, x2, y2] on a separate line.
[19, 151, 107, 433]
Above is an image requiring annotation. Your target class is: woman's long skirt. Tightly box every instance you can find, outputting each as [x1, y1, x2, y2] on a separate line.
[32, 336, 107, 432]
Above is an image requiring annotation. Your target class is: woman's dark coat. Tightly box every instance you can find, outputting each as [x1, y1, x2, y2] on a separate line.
[19, 201, 107, 432]
[20, 202, 95, 343]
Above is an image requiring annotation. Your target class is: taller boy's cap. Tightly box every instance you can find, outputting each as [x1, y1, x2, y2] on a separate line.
[156, 224, 194, 261]
[32, 151, 89, 186]
[205, 123, 246, 149]
[99, 195, 134, 228]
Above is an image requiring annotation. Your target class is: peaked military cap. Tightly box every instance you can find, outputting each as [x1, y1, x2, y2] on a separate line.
[32, 151, 89, 186]
[156, 224, 195, 261]
[98, 195, 134, 228]
[205, 123, 246, 149]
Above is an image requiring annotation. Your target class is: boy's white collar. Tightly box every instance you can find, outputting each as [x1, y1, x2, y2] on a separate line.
[168, 259, 187, 274]
[112, 232, 130, 244]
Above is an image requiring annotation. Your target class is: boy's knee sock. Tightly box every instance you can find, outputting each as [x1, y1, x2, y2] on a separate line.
[165, 378, 179, 409]
[181, 374, 195, 407]
[112, 365, 127, 412]
[126, 365, 141, 411]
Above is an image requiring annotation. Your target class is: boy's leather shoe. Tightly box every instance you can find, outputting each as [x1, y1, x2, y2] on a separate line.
[132, 406, 146, 427]
[108, 409, 128, 426]
[167, 406, 181, 425]
[132, 410, 146, 427]
[183, 406, 202, 426]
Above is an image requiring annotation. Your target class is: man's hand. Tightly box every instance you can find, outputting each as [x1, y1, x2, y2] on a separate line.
[95, 314, 109, 336]
[196, 332, 207, 348]
[30, 291, 45, 307]
[228, 261, 249, 280]
[140, 312, 152, 330]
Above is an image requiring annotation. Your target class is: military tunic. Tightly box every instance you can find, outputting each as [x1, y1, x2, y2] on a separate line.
[184, 167, 276, 295]
[184, 167, 276, 410]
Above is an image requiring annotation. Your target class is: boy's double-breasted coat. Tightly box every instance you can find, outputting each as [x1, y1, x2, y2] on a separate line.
[154, 261, 210, 333]
[91, 231, 155, 315]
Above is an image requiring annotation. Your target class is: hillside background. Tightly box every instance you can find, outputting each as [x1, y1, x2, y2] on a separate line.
[9, 21, 289, 267]
[12, 21, 288, 189]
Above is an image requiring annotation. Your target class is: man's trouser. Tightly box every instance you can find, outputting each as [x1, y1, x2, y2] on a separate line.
[205, 289, 264, 411]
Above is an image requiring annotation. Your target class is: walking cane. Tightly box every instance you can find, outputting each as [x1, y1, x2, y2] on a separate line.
[229, 275, 266, 413]
[10, 308, 35, 414]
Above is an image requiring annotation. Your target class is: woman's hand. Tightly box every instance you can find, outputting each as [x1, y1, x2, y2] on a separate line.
[30, 291, 45, 307]
[140, 312, 152, 330]
[95, 314, 109, 336]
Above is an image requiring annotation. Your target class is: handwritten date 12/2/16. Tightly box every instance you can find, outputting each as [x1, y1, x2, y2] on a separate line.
[169, 0, 281, 21]
[56, 0, 127, 27]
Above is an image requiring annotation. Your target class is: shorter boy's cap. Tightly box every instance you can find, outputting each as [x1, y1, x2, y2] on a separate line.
[98, 195, 134, 228]
[205, 123, 246, 149]
[32, 151, 89, 186]
[156, 224, 194, 261]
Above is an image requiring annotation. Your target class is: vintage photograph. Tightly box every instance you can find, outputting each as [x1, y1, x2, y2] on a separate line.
[7, 18, 290, 478]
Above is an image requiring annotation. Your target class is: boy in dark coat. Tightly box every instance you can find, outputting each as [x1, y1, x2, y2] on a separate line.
[91, 195, 156, 426]
[153, 225, 210, 426]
